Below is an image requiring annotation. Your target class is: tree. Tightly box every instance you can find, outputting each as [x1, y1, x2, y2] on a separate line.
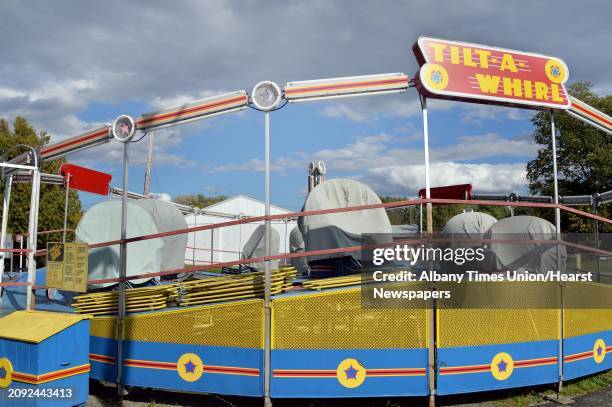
[0, 117, 82, 266]
[526, 82, 612, 232]
[379, 196, 511, 230]
[379, 196, 418, 225]
[174, 193, 227, 209]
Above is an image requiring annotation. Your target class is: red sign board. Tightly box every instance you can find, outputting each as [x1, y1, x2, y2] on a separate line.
[60, 164, 112, 195]
[419, 184, 473, 201]
[413, 37, 570, 110]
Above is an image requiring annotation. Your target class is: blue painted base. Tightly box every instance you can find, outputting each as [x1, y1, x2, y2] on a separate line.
[271, 348, 428, 398]
[90, 336, 263, 397]
[564, 330, 612, 381]
[437, 340, 559, 395]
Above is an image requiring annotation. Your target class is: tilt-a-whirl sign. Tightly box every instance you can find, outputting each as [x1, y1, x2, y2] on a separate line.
[413, 36, 571, 110]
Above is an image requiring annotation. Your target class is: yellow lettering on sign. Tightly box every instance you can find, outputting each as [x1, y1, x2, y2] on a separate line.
[524, 80, 533, 98]
[535, 82, 549, 100]
[463, 48, 477, 67]
[475, 74, 501, 94]
[474, 49, 490, 68]
[450, 46, 460, 64]
[430, 43, 446, 63]
[551, 84, 563, 102]
[503, 77, 522, 97]
[500, 54, 518, 72]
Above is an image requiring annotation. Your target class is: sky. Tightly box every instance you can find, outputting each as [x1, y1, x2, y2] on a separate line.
[0, 0, 610, 211]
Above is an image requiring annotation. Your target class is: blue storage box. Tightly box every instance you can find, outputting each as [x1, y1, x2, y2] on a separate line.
[0, 310, 91, 406]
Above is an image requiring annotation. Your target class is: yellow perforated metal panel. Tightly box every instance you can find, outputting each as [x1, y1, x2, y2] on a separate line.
[437, 308, 560, 347]
[90, 316, 117, 339]
[437, 282, 561, 347]
[564, 283, 612, 338]
[272, 288, 428, 349]
[90, 300, 263, 348]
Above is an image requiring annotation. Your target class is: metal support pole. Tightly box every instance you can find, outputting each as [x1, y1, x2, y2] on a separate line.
[26, 169, 40, 310]
[419, 203, 423, 237]
[192, 212, 197, 266]
[210, 228, 214, 265]
[551, 112, 561, 234]
[263, 111, 272, 407]
[593, 197, 600, 282]
[551, 110, 563, 393]
[117, 142, 129, 397]
[143, 132, 154, 196]
[62, 174, 70, 243]
[421, 96, 433, 234]
[0, 175, 13, 297]
[19, 235, 24, 271]
[420, 95, 435, 407]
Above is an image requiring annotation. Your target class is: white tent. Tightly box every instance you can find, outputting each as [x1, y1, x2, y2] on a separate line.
[184, 195, 297, 266]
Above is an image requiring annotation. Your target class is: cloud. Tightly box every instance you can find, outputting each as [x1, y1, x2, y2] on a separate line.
[205, 129, 536, 195]
[366, 162, 527, 195]
[70, 126, 198, 168]
[149, 192, 172, 202]
[318, 96, 454, 123]
[2, 0, 609, 144]
[460, 104, 532, 124]
[207, 130, 537, 173]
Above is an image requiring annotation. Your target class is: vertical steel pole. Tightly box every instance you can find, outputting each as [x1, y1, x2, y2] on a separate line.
[210, 228, 214, 265]
[19, 235, 24, 271]
[192, 212, 197, 266]
[143, 131, 154, 196]
[419, 203, 423, 237]
[26, 168, 41, 310]
[551, 112, 561, 234]
[593, 197, 600, 282]
[62, 174, 70, 243]
[0, 175, 13, 297]
[421, 97, 433, 234]
[264, 111, 272, 407]
[551, 110, 563, 392]
[117, 142, 129, 396]
[421, 95, 435, 407]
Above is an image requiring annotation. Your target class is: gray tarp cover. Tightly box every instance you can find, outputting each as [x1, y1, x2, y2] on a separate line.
[75, 199, 188, 289]
[289, 226, 308, 275]
[298, 179, 392, 261]
[241, 224, 280, 271]
[484, 215, 566, 273]
[442, 212, 498, 238]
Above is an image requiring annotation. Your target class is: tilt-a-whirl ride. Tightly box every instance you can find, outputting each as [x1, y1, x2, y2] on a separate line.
[0, 36, 611, 406]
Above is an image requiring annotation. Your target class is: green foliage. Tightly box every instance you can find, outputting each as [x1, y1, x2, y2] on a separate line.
[380, 196, 512, 230]
[174, 193, 227, 209]
[526, 82, 612, 232]
[379, 196, 419, 225]
[0, 117, 82, 264]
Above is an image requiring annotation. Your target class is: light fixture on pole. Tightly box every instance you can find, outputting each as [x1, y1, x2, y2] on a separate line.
[251, 81, 282, 111]
[112, 114, 135, 397]
[112, 115, 136, 143]
[251, 80, 282, 407]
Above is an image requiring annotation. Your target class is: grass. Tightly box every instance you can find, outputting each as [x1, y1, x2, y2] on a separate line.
[89, 370, 612, 406]
[435, 369, 612, 407]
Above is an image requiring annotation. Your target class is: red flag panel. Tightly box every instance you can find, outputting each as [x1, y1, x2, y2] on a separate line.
[60, 163, 112, 195]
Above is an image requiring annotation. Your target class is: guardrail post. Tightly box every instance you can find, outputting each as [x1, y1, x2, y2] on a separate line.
[0, 174, 13, 297]
[551, 110, 564, 393]
[117, 142, 129, 397]
[26, 167, 40, 310]
[263, 111, 273, 407]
